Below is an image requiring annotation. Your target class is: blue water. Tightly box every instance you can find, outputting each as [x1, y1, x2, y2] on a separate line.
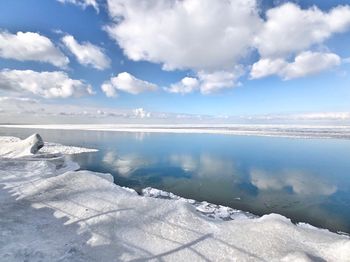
[1, 127, 350, 233]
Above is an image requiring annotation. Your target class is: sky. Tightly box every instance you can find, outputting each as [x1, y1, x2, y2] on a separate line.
[0, 0, 349, 124]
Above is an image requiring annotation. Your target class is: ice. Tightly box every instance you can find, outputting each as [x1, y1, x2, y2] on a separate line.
[142, 187, 254, 221]
[0, 133, 43, 158]
[142, 187, 181, 200]
[82, 170, 114, 183]
[0, 135, 98, 157]
[1, 124, 350, 139]
[0, 134, 350, 261]
[40, 142, 98, 155]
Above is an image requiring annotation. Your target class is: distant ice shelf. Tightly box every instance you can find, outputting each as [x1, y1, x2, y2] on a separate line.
[1, 124, 350, 139]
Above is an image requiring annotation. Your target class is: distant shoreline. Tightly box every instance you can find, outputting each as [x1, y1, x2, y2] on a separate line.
[1, 124, 350, 139]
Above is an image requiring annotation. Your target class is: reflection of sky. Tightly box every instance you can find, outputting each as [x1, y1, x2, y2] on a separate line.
[102, 151, 151, 177]
[170, 154, 236, 178]
[250, 169, 337, 196]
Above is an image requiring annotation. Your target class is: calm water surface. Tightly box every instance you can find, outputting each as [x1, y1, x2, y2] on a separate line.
[1, 127, 350, 233]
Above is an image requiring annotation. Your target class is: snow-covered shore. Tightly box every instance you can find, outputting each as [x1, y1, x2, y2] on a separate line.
[0, 136, 98, 157]
[1, 124, 350, 139]
[1, 135, 349, 261]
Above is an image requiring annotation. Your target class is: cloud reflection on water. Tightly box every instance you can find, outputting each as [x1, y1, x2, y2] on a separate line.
[170, 154, 236, 179]
[102, 151, 150, 177]
[250, 169, 337, 196]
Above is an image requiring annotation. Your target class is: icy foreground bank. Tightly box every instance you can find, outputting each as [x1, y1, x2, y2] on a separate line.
[142, 187, 255, 221]
[0, 136, 349, 261]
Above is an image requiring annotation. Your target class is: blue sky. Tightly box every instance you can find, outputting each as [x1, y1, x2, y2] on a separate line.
[0, 0, 349, 124]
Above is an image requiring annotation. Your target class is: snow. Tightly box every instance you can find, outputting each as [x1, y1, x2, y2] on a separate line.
[0, 133, 44, 158]
[40, 142, 98, 155]
[1, 124, 350, 139]
[1, 135, 350, 261]
[0, 135, 98, 156]
[142, 187, 255, 221]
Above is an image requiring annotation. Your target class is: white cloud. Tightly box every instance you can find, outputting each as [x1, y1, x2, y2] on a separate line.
[167, 77, 199, 94]
[133, 108, 151, 118]
[255, 3, 350, 58]
[104, 1, 350, 90]
[0, 96, 39, 103]
[62, 35, 111, 70]
[250, 51, 341, 80]
[105, 0, 262, 71]
[197, 70, 243, 94]
[101, 72, 157, 97]
[0, 69, 94, 98]
[0, 31, 69, 68]
[283, 52, 341, 80]
[57, 0, 99, 12]
[0, 96, 166, 125]
[290, 112, 350, 120]
[249, 58, 287, 79]
[101, 82, 117, 97]
[167, 70, 242, 95]
[1, 95, 349, 124]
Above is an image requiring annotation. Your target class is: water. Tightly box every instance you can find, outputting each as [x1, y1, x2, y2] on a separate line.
[1, 127, 350, 233]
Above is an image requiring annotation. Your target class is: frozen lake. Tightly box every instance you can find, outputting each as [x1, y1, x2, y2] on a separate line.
[1, 126, 350, 234]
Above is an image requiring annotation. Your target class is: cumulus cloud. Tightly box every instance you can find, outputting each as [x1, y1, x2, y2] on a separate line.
[57, 0, 99, 12]
[0, 69, 94, 98]
[101, 82, 117, 97]
[101, 72, 157, 97]
[282, 52, 341, 79]
[167, 77, 199, 94]
[105, 0, 262, 71]
[255, 3, 350, 58]
[62, 35, 110, 70]
[167, 70, 242, 95]
[103, 1, 350, 86]
[133, 108, 151, 118]
[250, 51, 341, 80]
[250, 58, 287, 79]
[0, 31, 69, 68]
[197, 70, 243, 94]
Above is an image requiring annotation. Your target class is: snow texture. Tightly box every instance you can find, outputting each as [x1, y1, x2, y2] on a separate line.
[0, 135, 98, 157]
[0, 133, 43, 158]
[0, 135, 350, 261]
[142, 187, 255, 221]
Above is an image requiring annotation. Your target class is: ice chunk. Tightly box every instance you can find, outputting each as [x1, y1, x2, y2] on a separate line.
[142, 187, 254, 221]
[0, 133, 43, 158]
[40, 142, 98, 155]
[0, 135, 98, 158]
